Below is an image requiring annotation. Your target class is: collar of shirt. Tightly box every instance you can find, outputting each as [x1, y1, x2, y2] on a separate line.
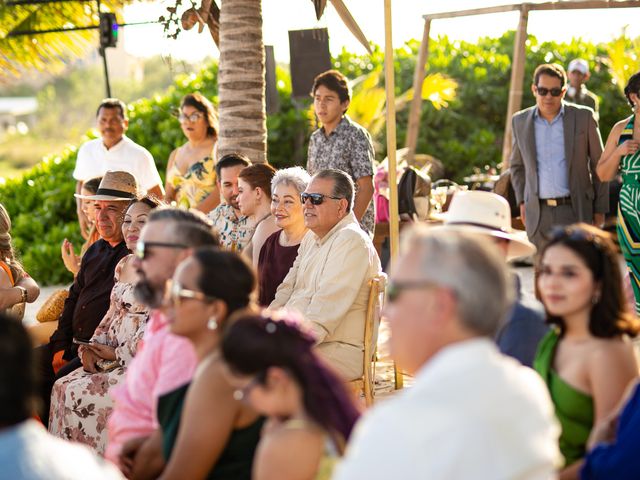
[410, 337, 498, 394]
[534, 103, 565, 124]
[321, 115, 352, 137]
[312, 211, 359, 246]
[100, 135, 129, 153]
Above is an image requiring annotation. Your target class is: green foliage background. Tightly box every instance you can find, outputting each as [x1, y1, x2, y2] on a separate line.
[1, 32, 636, 285]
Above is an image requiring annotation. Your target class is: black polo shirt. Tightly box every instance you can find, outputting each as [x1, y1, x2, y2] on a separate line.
[49, 238, 128, 359]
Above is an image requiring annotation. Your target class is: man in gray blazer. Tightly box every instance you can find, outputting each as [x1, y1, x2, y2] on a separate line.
[510, 63, 607, 248]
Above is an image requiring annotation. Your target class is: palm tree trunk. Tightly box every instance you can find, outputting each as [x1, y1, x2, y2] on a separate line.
[217, 0, 267, 163]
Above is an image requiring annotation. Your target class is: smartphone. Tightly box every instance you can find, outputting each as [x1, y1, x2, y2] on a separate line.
[72, 338, 93, 346]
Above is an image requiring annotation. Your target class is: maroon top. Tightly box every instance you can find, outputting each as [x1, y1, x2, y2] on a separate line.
[258, 230, 301, 306]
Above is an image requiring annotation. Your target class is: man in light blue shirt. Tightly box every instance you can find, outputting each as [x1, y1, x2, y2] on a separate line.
[510, 63, 607, 248]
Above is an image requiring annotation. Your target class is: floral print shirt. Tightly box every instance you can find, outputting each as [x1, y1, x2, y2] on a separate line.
[208, 203, 254, 251]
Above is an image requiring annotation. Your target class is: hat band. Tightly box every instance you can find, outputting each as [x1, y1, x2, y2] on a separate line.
[95, 188, 135, 199]
[447, 221, 509, 234]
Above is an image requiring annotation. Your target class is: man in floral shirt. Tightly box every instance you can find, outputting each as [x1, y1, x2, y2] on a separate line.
[308, 69, 376, 235]
[207, 153, 253, 251]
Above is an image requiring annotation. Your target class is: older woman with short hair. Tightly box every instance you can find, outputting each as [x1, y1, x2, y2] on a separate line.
[257, 167, 310, 306]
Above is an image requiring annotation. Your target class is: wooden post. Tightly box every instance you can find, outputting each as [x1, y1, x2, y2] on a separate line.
[384, 0, 403, 390]
[501, 5, 529, 170]
[405, 18, 431, 164]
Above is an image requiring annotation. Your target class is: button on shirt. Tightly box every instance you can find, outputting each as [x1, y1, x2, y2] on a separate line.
[49, 239, 129, 359]
[73, 136, 162, 192]
[270, 212, 381, 380]
[334, 339, 561, 480]
[535, 105, 571, 199]
[308, 116, 376, 234]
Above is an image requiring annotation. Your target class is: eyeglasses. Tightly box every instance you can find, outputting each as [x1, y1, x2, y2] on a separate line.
[232, 373, 264, 402]
[135, 240, 188, 260]
[535, 86, 563, 97]
[300, 192, 342, 206]
[164, 279, 216, 307]
[387, 280, 440, 303]
[178, 112, 204, 123]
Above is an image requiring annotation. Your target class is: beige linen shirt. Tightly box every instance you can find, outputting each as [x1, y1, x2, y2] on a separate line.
[270, 212, 381, 380]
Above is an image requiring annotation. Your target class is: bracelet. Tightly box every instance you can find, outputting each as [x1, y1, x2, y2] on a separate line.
[16, 286, 28, 303]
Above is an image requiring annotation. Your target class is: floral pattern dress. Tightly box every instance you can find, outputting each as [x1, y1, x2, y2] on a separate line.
[48, 256, 149, 454]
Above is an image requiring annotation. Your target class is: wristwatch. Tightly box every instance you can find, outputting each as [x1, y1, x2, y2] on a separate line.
[16, 286, 28, 303]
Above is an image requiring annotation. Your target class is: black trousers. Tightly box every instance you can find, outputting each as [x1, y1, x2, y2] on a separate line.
[35, 343, 81, 425]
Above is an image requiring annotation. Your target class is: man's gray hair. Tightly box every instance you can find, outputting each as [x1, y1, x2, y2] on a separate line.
[313, 168, 354, 212]
[404, 226, 514, 336]
[271, 167, 311, 196]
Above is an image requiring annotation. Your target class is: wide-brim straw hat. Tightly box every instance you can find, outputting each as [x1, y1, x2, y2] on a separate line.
[75, 171, 139, 201]
[434, 190, 536, 260]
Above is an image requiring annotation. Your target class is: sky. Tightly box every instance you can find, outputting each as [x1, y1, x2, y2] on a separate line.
[122, 0, 640, 63]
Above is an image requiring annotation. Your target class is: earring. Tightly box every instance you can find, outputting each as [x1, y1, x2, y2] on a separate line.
[207, 316, 218, 330]
[592, 292, 601, 305]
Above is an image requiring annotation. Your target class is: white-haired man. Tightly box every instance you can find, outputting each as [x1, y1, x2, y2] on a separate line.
[335, 228, 561, 479]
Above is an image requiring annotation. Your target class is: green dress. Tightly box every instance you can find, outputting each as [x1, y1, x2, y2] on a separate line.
[534, 329, 594, 466]
[157, 383, 264, 480]
[617, 115, 640, 314]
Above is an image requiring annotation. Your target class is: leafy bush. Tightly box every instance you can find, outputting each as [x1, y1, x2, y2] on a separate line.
[2, 32, 637, 285]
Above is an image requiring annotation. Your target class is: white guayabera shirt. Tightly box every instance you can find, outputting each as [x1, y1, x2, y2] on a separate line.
[334, 338, 562, 480]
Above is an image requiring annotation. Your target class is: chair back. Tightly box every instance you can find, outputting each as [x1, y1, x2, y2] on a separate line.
[362, 272, 387, 406]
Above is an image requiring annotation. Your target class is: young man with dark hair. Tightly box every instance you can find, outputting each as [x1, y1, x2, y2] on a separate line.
[208, 153, 253, 250]
[510, 63, 607, 248]
[73, 98, 163, 236]
[308, 70, 376, 235]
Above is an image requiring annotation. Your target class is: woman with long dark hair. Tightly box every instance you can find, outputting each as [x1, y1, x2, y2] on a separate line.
[534, 223, 639, 474]
[221, 310, 361, 480]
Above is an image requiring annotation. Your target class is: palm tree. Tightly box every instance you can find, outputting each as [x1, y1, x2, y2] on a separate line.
[0, 1, 124, 79]
[198, 0, 372, 163]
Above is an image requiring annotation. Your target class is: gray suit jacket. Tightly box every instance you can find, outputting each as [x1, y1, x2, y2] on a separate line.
[509, 102, 607, 236]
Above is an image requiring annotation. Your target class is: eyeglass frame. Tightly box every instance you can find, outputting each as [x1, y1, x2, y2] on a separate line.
[300, 192, 343, 206]
[232, 372, 266, 402]
[164, 278, 217, 307]
[534, 86, 564, 97]
[178, 111, 204, 123]
[135, 240, 189, 260]
[386, 279, 443, 303]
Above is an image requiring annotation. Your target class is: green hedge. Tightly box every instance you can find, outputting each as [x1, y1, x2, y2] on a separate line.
[1, 33, 636, 285]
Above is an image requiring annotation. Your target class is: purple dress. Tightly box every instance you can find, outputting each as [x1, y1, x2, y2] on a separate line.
[258, 230, 300, 306]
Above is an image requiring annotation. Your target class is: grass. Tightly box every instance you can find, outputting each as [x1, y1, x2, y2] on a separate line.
[0, 134, 70, 180]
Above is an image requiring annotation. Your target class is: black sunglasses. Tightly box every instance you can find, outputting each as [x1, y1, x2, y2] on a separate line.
[535, 86, 563, 97]
[135, 240, 188, 260]
[387, 280, 439, 303]
[300, 192, 342, 206]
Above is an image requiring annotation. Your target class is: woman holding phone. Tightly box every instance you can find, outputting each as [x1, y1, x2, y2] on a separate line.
[48, 196, 161, 454]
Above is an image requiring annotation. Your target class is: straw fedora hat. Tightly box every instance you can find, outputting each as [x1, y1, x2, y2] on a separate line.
[75, 171, 139, 201]
[436, 190, 536, 260]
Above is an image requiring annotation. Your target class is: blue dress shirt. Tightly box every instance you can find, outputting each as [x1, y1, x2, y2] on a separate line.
[535, 105, 571, 199]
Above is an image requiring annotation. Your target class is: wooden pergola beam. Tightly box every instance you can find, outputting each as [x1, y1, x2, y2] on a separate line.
[404, 0, 640, 165]
[423, 1, 640, 20]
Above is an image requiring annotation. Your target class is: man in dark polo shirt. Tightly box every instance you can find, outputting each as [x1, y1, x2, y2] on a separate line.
[36, 170, 136, 421]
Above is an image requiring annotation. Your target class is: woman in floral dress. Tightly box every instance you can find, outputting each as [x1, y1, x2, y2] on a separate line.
[49, 196, 159, 454]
